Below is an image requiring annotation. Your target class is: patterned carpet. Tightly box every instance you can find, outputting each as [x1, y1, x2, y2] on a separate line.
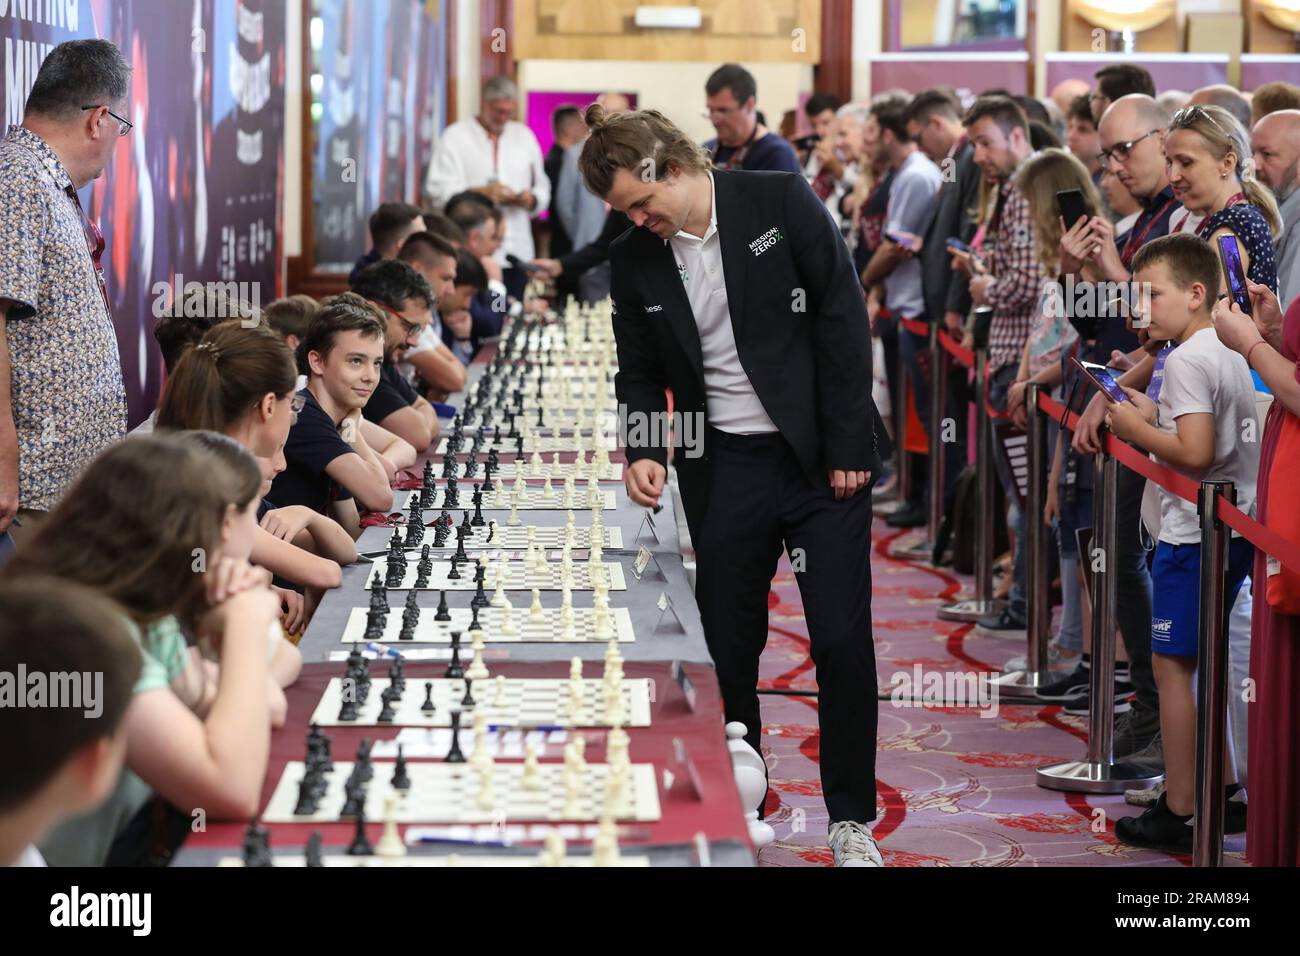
[753, 520, 1248, 867]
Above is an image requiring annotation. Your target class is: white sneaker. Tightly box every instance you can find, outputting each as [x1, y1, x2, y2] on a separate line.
[828, 821, 884, 867]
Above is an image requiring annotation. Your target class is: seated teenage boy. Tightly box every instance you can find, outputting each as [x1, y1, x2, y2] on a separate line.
[350, 259, 442, 452]
[270, 293, 396, 539]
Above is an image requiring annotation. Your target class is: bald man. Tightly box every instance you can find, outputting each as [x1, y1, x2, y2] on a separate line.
[1252, 109, 1300, 307]
[1189, 84, 1253, 130]
[598, 91, 631, 112]
[1051, 78, 1092, 116]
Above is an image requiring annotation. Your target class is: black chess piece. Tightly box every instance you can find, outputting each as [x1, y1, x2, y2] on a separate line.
[445, 475, 460, 509]
[445, 711, 466, 763]
[464, 454, 478, 479]
[400, 590, 420, 641]
[391, 745, 411, 790]
[485, 520, 496, 544]
[294, 773, 321, 815]
[537, 405, 545, 428]
[515, 434, 525, 459]
[377, 686, 397, 723]
[369, 572, 388, 609]
[445, 632, 465, 679]
[471, 484, 485, 526]
[434, 590, 451, 622]
[338, 695, 359, 722]
[363, 606, 385, 642]
[461, 678, 475, 708]
[242, 820, 274, 867]
[346, 806, 374, 855]
[413, 562, 431, 591]
[420, 680, 436, 713]
[355, 739, 374, 781]
[471, 569, 488, 610]
[454, 526, 469, 564]
[304, 832, 324, 867]
[447, 552, 461, 580]
[468, 604, 482, 633]
[389, 659, 405, 695]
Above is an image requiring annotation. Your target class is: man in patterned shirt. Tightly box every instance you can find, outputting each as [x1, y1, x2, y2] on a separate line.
[0, 40, 131, 546]
[965, 95, 1046, 634]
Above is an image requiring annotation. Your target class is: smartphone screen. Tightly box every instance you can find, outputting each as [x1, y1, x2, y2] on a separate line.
[1074, 359, 1129, 403]
[1217, 234, 1252, 316]
[886, 231, 922, 253]
[1057, 189, 1087, 231]
[946, 237, 970, 254]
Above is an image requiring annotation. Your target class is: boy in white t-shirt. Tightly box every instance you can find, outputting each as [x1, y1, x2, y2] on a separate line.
[0, 578, 141, 866]
[1103, 234, 1260, 853]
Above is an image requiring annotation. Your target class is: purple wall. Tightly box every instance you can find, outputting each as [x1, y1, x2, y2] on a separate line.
[1045, 55, 1228, 96]
[526, 91, 639, 159]
[872, 55, 1029, 98]
[1241, 55, 1300, 90]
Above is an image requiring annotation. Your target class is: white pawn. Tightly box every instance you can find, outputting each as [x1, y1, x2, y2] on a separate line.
[513, 469, 526, 498]
[529, 588, 545, 624]
[492, 481, 506, 508]
[541, 474, 554, 500]
[607, 723, 631, 770]
[476, 762, 497, 811]
[490, 572, 508, 608]
[537, 830, 566, 867]
[500, 599, 517, 636]
[469, 711, 491, 767]
[467, 633, 490, 681]
[529, 449, 544, 476]
[493, 674, 507, 707]
[507, 498, 521, 527]
[521, 740, 544, 791]
[375, 791, 405, 858]
[593, 604, 612, 640]
[574, 450, 587, 479]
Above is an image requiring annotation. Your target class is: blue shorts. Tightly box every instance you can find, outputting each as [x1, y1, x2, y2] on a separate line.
[1150, 538, 1254, 658]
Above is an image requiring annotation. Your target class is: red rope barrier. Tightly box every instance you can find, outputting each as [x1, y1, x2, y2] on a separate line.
[937, 328, 975, 368]
[900, 317, 929, 337]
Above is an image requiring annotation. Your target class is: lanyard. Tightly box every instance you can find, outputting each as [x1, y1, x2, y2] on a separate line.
[1195, 192, 1247, 240]
[715, 123, 759, 171]
[1120, 196, 1176, 269]
[64, 184, 110, 313]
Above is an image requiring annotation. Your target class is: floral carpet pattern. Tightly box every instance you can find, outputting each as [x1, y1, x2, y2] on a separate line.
[753, 523, 1247, 867]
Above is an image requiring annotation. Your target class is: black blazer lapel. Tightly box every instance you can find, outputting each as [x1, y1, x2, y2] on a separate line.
[713, 171, 749, 343]
[648, 233, 705, 383]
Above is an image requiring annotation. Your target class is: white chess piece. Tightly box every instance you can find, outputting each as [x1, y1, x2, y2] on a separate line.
[469, 711, 491, 768]
[606, 723, 631, 769]
[529, 588, 545, 625]
[500, 599, 516, 636]
[493, 674, 507, 707]
[513, 470, 526, 498]
[522, 740, 544, 791]
[466, 634, 489, 682]
[375, 792, 406, 858]
[490, 573, 508, 608]
[493, 482, 506, 508]
[593, 604, 612, 640]
[530, 449, 544, 476]
[507, 498, 521, 527]
[541, 475, 554, 500]
[476, 762, 497, 811]
[538, 830, 566, 867]
[591, 810, 620, 867]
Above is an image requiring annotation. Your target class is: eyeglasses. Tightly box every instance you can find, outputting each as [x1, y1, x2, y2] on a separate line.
[1096, 128, 1161, 167]
[81, 105, 132, 136]
[1169, 104, 1228, 138]
[371, 300, 427, 338]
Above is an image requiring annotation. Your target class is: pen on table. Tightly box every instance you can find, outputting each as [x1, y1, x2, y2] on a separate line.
[414, 836, 510, 848]
[366, 642, 403, 659]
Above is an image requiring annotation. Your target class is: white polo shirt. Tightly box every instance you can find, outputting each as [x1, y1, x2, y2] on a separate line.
[424, 118, 549, 263]
[668, 173, 777, 435]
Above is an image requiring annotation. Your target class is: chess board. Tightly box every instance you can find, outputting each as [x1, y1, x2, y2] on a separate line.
[262, 760, 662, 823]
[436, 434, 618, 455]
[391, 524, 622, 550]
[309, 677, 654, 727]
[401, 488, 618, 511]
[366, 559, 628, 591]
[491, 461, 622, 481]
[219, 854, 649, 867]
[340, 605, 636, 643]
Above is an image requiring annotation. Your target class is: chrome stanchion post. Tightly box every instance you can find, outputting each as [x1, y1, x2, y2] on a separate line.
[991, 383, 1051, 697]
[938, 309, 1002, 621]
[1194, 480, 1233, 867]
[891, 320, 944, 561]
[1037, 444, 1162, 792]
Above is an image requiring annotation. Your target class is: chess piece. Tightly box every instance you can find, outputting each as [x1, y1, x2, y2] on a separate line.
[391, 745, 411, 790]
[466, 632, 489, 681]
[445, 710, 466, 763]
[476, 760, 497, 811]
[445, 631, 465, 679]
[500, 599, 517, 636]
[468, 603, 482, 633]
[377, 686, 397, 723]
[591, 810, 620, 867]
[537, 830, 565, 867]
[507, 498, 521, 527]
[375, 793, 406, 858]
[346, 806, 374, 856]
[469, 711, 490, 768]
[304, 831, 324, 868]
[293, 772, 321, 816]
[490, 572, 508, 609]
[471, 484, 485, 526]
[522, 740, 543, 791]
[399, 589, 420, 641]
[420, 681, 436, 714]
[242, 820, 274, 867]
[434, 589, 451, 622]
[461, 678, 476, 708]
[492, 675, 507, 707]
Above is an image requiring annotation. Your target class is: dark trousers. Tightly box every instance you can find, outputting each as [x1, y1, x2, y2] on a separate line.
[899, 322, 930, 504]
[694, 428, 879, 824]
[1114, 463, 1156, 716]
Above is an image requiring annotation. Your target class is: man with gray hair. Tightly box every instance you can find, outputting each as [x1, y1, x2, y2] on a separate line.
[0, 40, 131, 549]
[1189, 84, 1253, 131]
[425, 76, 549, 300]
[1251, 108, 1300, 308]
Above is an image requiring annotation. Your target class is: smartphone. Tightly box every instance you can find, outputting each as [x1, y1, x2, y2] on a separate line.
[1217, 234, 1252, 316]
[1072, 357, 1129, 403]
[505, 253, 543, 274]
[1057, 188, 1087, 231]
[946, 237, 970, 255]
[885, 230, 922, 253]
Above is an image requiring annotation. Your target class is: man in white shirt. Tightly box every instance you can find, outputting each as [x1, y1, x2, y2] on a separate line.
[425, 76, 549, 301]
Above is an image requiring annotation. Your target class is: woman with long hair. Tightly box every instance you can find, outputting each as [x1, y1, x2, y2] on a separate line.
[157, 319, 357, 631]
[3, 433, 294, 865]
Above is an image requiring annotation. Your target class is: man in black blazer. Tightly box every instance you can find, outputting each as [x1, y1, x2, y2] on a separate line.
[906, 89, 982, 512]
[578, 105, 888, 866]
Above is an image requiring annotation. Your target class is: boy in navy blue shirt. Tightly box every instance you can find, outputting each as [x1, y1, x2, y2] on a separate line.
[270, 293, 395, 539]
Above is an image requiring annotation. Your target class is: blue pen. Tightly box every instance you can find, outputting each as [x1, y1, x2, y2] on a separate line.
[488, 724, 563, 732]
[366, 642, 403, 659]
[414, 835, 510, 848]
